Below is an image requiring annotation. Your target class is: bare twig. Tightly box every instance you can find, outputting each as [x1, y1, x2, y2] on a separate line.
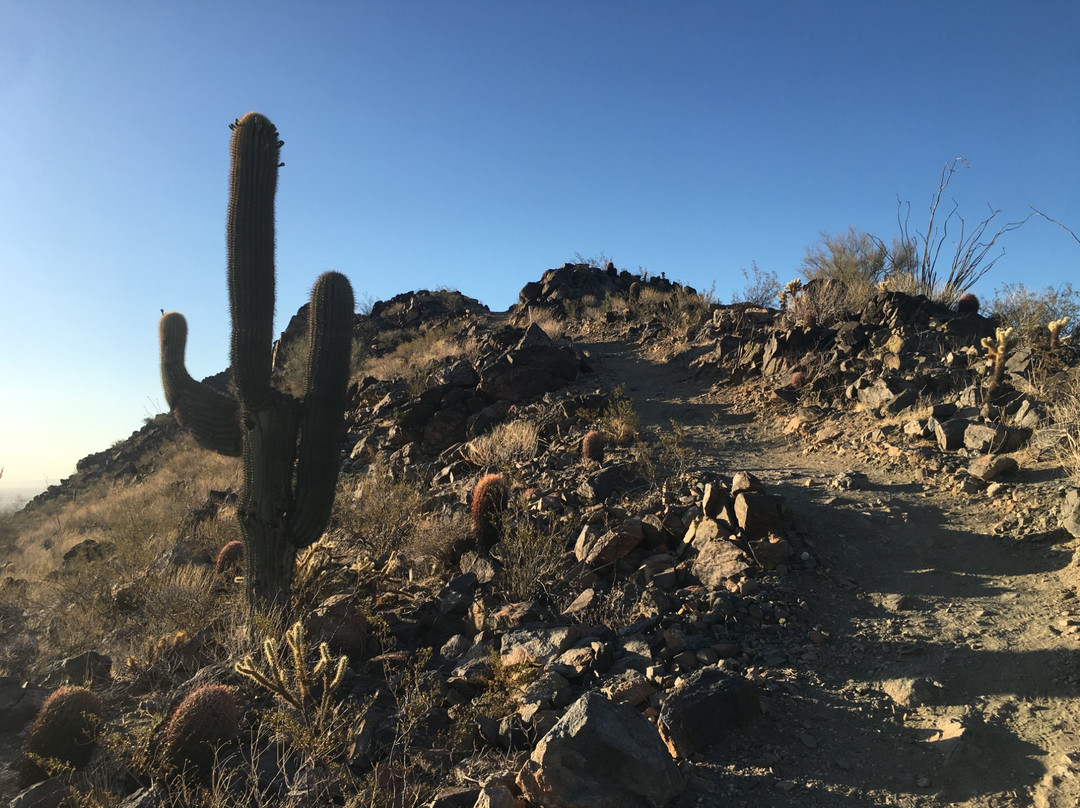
[1030, 206, 1080, 246]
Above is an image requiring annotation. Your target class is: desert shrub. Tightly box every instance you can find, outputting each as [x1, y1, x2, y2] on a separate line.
[802, 227, 887, 285]
[523, 307, 567, 341]
[335, 466, 425, 558]
[800, 227, 888, 311]
[990, 282, 1080, 347]
[731, 262, 781, 307]
[598, 388, 641, 445]
[1038, 371, 1080, 484]
[495, 512, 567, 603]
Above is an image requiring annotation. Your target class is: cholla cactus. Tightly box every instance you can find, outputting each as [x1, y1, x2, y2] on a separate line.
[981, 326, 1017, 395]
[19, 687, 103, 784]
[581, 430, 605, 463]
[1050, 317, 1069, 350]
[160, 685, 239, 778]
[778, 279, 803, 310]
[471, 473, 509, 553]
[235, 620, 347, 736]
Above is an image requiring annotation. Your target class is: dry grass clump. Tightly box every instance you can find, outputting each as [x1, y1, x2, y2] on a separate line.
[1, 435, 244, 677]
[1034, 369, 1080, 483]
[464, 419, 540, 472]
[334, 466, 426, 559]
[523, 307, 567, 341]
[358, 324, 479, 395]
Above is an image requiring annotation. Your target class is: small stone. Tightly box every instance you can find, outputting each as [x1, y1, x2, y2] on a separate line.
[880, 593, 912, 612]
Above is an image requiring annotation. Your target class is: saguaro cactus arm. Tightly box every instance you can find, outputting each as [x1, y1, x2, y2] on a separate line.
[227, 112, 281, 409]
[159, 312, 243, 457]
[288, 271, 355, 547]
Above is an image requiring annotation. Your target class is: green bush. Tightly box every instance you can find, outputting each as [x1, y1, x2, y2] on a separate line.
[990, 282, 1079, 346]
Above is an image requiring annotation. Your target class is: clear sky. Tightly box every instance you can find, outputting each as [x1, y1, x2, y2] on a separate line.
[1, 1, 1077, 497]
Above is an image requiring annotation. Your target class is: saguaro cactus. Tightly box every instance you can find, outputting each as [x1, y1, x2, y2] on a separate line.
[159, 113, 354, 612]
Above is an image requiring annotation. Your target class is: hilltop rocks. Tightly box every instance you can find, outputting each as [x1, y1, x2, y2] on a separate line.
[479, 324, 581, 403]
[517, 262, 689, 312]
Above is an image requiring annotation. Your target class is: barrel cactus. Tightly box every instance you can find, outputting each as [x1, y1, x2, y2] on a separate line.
[471, 473, 509, 553]
[159, 113, 354, 612]
[19, 686, 103, 784]
[160, 684, 239, 778]
[956, 292, 980, 313]
[214, 540, 245, 575]
[581, 430, 605, 463]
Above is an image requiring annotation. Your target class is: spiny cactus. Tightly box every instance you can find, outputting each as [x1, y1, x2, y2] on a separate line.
[160, 684, 239, 778]
[790, 370, 807, 389]
[471, 473, 509, 553]
[19, 686, 103, 785]
[235, 620, 347, 736]
[1050, 317, 1069, 350]
[214, 540, 245, 575]
[581, 430, 605, 463]
[159, 113, 354, 613]
[981, 326, 1017, 395]
[956, 292, 980, 313]
[628, 281, 642, 303]
[778, 279, 803, 310]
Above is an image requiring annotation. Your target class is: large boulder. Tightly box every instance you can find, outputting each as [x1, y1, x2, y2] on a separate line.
[517, 691, 684, 808]
[657, 666, 760, 758]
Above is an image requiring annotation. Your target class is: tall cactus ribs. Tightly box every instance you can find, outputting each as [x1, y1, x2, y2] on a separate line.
[159, 113, 354, 612]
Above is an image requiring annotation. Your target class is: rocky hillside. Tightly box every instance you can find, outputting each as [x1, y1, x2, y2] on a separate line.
[4, 262, 1080, 808]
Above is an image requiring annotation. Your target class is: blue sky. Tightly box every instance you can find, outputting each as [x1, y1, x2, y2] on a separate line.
[1, 1, 1077, 497]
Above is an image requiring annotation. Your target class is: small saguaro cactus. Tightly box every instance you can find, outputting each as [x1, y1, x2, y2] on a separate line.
[1049, 317, 1069, 350]
[159, 113, 354, 613]
[471, 473, 509, 553]
[19, 686, 103, 785]
[160, 685, 239, 778]
[981, 326, 1017, 395]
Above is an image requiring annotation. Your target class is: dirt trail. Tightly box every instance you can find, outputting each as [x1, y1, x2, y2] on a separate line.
[580, 336, 1080, 808]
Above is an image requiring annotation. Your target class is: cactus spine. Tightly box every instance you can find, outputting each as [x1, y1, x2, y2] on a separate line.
[159, 113, 354, 612]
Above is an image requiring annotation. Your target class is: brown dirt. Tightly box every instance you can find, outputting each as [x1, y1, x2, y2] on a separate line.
[579, 335, 1080, 808]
